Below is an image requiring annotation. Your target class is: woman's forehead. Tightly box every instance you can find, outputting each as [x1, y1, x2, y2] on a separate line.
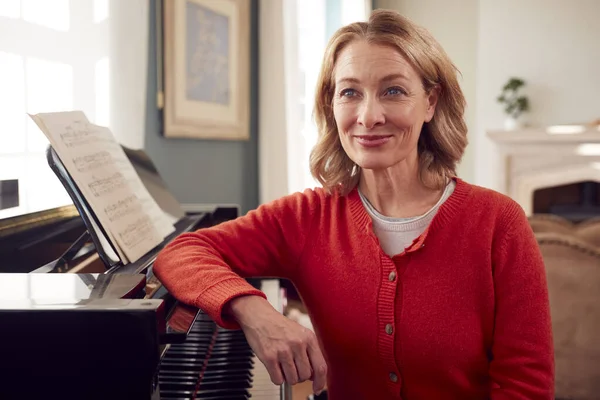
[333, 41, 417, 84]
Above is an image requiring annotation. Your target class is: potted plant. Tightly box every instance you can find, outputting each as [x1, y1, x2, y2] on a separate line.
[497, 77, 530, 130]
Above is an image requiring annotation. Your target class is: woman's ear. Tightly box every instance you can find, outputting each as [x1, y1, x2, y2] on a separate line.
[424, 85, 440, 123]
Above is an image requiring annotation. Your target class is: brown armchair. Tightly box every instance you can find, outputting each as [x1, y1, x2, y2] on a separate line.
[536, 231, 600, 399]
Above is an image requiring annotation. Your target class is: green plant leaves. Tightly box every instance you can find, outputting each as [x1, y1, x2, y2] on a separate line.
[497, 77, 529, 118]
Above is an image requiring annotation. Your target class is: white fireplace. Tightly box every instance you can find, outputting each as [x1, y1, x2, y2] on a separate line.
[486, 126, 600, 216]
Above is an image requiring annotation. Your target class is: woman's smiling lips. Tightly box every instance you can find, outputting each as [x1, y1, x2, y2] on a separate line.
[353, 135, 393, 148]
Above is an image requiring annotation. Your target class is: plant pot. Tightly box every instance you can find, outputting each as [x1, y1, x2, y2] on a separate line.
[504, 116, 523, 131]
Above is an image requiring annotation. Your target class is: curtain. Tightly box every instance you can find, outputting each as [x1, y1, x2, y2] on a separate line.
[108, 0, 149, 150]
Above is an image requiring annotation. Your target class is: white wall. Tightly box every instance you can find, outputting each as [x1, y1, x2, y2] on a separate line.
[373, 0, 478, 184]
[476, 0, 600, 190]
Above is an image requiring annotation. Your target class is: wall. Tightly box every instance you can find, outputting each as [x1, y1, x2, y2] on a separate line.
[476, 0, 600, 190]
[372, 0, 479, 184]
[144, 0, 259, 214]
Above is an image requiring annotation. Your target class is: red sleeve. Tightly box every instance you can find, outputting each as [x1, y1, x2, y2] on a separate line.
[490, 203, 555, 399]
[153, 189, 320, 329]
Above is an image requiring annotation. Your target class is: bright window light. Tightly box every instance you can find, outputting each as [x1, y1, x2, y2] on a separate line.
[94, 0, 108, 23]
[24, 154, 71, 211]
[95, 57, 110, 126]
[25, 57, 73, 152]
[296, 0, 327, 191]
[0, 52, 26, 154]
[576, 144, 600, 156]
[0, 0, 110, 219]
[0, 0, 21, 19]
[341, 0, 369, 25]
[546, 125, 586, 135]
[22, 0, 70, 31]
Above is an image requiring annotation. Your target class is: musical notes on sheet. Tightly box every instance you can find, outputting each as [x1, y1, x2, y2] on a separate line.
[73, 151, 112, 173]
[119, 216, 155, 249]
[104, 195, 141, 222]
[28, 111, 174, 264]
[59, 120, 111, 148]
[88, 172, 128, 197]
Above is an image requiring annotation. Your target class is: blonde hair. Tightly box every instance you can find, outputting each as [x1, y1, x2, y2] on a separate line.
[309, 9, 468, 195]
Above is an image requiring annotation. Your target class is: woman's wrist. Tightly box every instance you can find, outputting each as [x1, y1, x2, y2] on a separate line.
[226, 294, 273, 327]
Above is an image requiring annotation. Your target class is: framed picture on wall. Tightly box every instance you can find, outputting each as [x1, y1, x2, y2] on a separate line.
[160, 0, 250, 140]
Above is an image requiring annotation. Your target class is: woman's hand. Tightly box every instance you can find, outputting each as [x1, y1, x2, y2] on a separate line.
[227, 295, 328, 394]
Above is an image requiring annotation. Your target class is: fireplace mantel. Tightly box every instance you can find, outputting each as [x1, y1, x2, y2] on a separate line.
[486, 126, 600, 215]
[488, 126, 600, 144]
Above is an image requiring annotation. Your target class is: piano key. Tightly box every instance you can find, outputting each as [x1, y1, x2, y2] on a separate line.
[157, 279, 286, 400]
[159, 388, 251, 399]
[248, 280, 287, 400]
[159, 373, 251, 386]
[159, 376, 251, 391]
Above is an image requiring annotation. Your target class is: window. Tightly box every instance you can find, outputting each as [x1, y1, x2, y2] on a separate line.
[289, 0, 370, 194]
[0, 0, 109, 219]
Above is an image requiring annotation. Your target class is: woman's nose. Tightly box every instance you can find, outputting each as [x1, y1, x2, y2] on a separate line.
[357, 98, 385, 129]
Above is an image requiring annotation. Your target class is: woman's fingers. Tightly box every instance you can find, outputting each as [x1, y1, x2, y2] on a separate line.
[280, 340, 324, 389]
[307, 336, 328, 394]
[263, 352, 285, 386]
[236, 304, 328, 389]
[294, 347, 313, 382]
[268, 334, 323, 387]
[279, 350, 299, 384]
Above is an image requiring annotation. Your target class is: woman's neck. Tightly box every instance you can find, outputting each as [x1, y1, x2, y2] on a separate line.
[358, 164, 445, 218]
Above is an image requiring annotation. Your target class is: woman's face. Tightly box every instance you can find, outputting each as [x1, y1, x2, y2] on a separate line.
[332, 40, 438, 171]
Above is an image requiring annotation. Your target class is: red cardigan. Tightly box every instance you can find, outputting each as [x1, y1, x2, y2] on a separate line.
[154, 178, 554, 400]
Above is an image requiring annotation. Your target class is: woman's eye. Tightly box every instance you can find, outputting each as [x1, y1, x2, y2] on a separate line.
[385, 87, 405, 96]
[340, 88, 357, 97]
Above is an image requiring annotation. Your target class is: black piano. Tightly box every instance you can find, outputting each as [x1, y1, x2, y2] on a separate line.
[0, 146, 290, 400]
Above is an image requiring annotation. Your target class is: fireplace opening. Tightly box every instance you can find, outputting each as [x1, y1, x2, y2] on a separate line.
[533, 181, 600, 222]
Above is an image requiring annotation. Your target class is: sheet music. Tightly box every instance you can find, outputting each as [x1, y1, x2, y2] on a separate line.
[29, 111, 175, 264]
[91, 125, 177, 237]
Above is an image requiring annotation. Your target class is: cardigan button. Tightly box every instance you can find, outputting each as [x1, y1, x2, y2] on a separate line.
[389, 372, 398, 383]
[385, 324, 393, 335]
[388, 271, 396, 281]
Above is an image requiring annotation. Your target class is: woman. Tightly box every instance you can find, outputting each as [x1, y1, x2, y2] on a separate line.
[154, 9, 554, 400]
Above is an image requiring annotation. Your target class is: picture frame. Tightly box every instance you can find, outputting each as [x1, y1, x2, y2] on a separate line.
[160, 0, 250, 140]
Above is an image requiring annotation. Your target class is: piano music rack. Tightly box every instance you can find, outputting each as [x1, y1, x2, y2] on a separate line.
[46, 145, 123, 270]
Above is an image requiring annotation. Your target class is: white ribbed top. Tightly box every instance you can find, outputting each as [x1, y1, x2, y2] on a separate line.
[358, 179, 456, 257]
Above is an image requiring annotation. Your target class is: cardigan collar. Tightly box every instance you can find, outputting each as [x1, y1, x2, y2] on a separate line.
[347, 177, 473, 253]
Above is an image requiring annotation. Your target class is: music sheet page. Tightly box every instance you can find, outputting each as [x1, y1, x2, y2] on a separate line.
[29, 111, 175, 264]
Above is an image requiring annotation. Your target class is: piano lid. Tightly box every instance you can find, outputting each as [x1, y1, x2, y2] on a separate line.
[0, 271, 197, 342]
[121, 146, 185, 222]
[0, 273, 146, 301]
[0, 297, 164, 311]
[0, 204, 79, 239]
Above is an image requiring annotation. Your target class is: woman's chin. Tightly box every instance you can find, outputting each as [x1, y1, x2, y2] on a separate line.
[352, 148, 416, 172]
[356, 159, 395, 171]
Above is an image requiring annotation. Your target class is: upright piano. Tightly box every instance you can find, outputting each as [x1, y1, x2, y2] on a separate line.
[0, 146, 291, 400]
